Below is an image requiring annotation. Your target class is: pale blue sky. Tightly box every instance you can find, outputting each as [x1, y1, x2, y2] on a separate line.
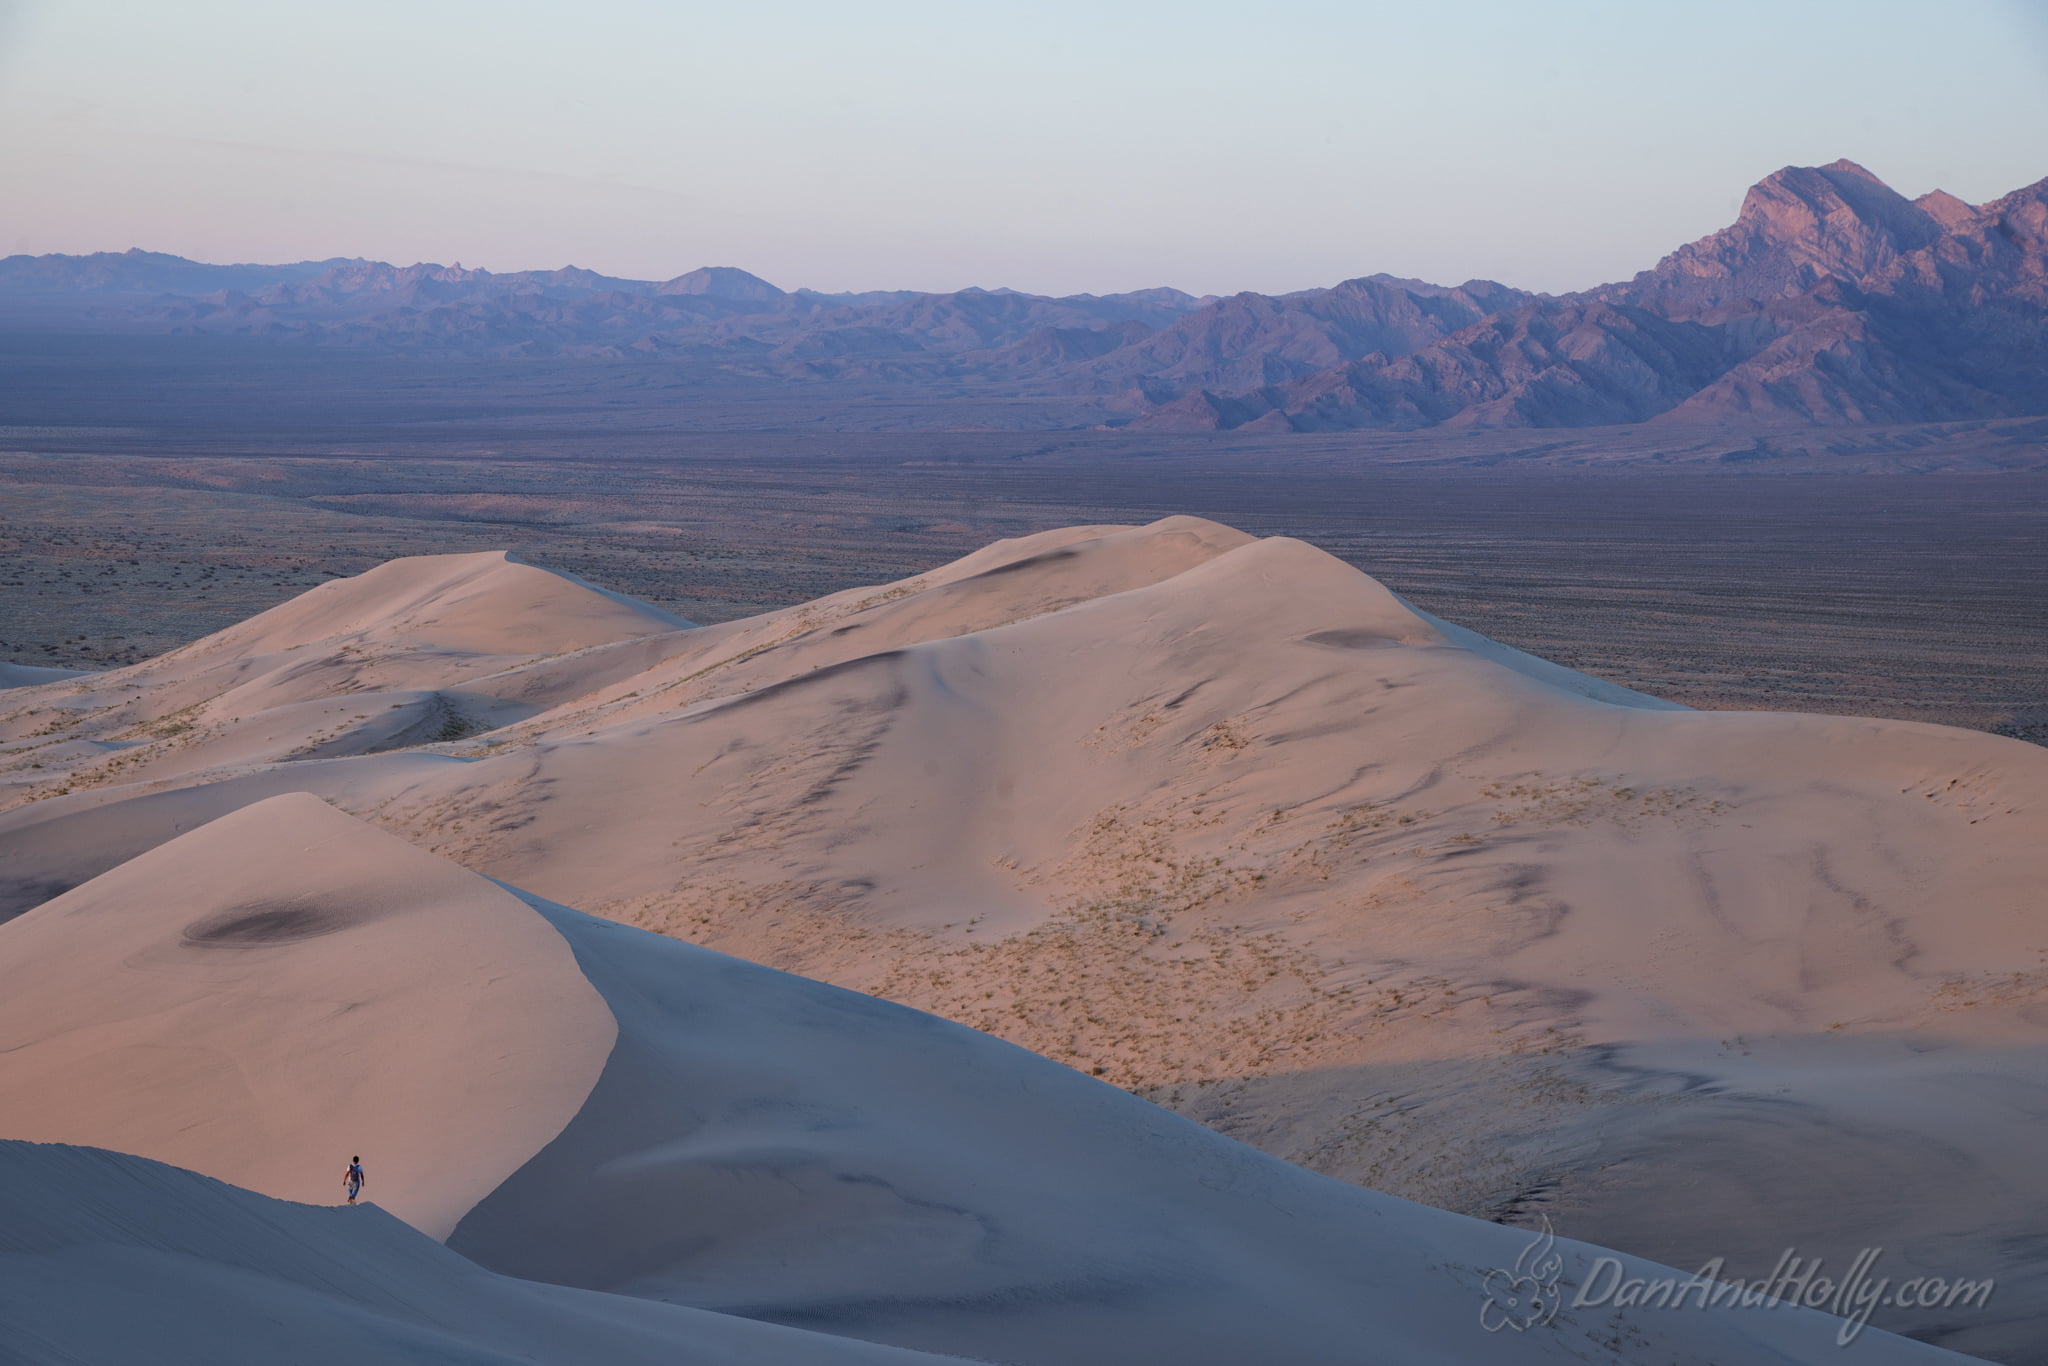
[3, 0, 2045, 295]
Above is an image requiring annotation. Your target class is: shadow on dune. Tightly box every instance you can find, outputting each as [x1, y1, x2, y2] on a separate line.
[1141, 1042, 2046, 1364]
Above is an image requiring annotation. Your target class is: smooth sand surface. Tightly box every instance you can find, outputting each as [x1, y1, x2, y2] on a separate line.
[0, 805, 1981, 1364]
[0, 1141, 972, 1366]
[2, 517, 2042, 1357]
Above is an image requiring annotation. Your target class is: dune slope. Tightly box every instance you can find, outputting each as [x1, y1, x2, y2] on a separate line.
[0, 1141, 977, 1366]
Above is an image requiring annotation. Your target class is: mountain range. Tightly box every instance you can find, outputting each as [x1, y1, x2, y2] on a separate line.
[5, 160, 2045, 431]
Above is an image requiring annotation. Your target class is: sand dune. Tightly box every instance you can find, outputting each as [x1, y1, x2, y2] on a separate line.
[2, 517, 2042, 1357]
[0, 549, 692, 802]
[0, 793, 615, 1238]
[0, 798, 1979, 1364]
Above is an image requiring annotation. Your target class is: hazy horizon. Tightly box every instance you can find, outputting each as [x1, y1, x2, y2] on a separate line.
[3, 0, 2046, 298]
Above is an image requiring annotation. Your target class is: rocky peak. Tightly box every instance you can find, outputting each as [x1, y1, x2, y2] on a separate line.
[1742, 159, 1939, 248]
[1981, 175, 2048, 251]
[1620, 160, 1951, 311]
[1913, 188, 1984, 233]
